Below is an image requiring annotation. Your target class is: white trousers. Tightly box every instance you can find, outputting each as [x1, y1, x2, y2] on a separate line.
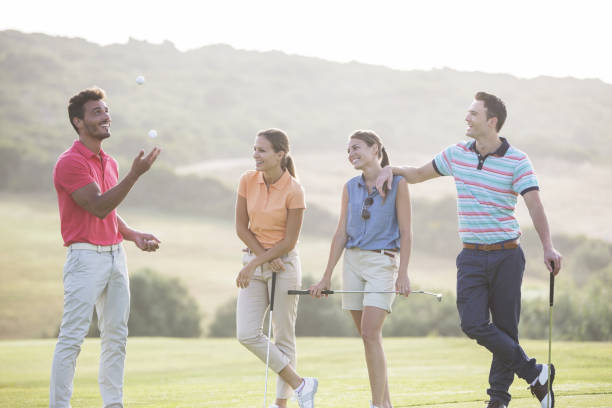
[236, 251, 301, 399]
[50, 245, 130, 408]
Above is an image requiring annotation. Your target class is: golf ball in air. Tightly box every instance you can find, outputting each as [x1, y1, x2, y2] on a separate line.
[148, 129, 158, 138]
[136, 75, 145, 85]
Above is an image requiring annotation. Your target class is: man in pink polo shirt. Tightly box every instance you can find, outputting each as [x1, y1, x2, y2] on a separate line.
[50, 87, 161, 408]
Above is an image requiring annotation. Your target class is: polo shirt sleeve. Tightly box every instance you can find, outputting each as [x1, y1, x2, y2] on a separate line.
[287, 183, 306, 210]
[432, 144, 454, 176]
[237, 172, 249, 198]
[54, 156, 95, 194]
[513, 155, 539, 195]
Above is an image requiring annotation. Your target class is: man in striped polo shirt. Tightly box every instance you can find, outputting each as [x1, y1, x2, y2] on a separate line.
[376, 92, 562, 408]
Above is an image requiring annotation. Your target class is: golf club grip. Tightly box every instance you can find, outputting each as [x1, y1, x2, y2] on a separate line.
[270, 272, 277, 311]
[549, 262, 555, 307]
[287, 290, 335, 295]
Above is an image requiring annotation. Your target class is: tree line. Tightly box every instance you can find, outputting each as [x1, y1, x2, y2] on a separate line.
[75, 260, 612, 341]
[208, 266, 612, 341]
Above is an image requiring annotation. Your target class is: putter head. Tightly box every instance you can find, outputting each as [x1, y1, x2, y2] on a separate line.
[436, 294, 442, 302]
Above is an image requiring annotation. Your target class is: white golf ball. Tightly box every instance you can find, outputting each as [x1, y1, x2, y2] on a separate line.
[136, 75, 145, 85]
[148, 129, 158, 138]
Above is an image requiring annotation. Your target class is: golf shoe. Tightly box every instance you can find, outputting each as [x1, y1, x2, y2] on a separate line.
[529, 363, 555, 408]
[295, 377, 318, 408]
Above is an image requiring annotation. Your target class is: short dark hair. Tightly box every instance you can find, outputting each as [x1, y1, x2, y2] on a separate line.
[475, 91, 507, 132]
[68, 87, 106, 134]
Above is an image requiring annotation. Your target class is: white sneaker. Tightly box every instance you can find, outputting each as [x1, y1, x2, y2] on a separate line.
[269, 405, 280, 408]
[295, 377, 318, 408]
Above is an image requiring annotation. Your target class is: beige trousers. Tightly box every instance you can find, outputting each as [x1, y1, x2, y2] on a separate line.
[50, 244, 129, 408]
[236, 250, 301, 399]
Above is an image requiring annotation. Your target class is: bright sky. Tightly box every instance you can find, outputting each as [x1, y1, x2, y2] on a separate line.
[2, 0, 611, 84]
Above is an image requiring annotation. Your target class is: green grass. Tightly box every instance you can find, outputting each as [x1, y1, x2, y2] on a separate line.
[1, 337, 611, 407]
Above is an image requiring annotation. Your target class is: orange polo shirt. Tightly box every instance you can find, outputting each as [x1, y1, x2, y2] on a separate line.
[238, 170, 306, 249]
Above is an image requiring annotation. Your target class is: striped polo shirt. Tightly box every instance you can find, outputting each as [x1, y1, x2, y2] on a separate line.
[432, 137, 539, 245]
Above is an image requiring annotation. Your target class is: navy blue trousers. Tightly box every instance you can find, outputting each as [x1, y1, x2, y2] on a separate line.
[456, 245, 541, 405]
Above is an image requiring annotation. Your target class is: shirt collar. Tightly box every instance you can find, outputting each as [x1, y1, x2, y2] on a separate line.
[356, 175, 379, 197]
[256, 169, 291, 190]
[469, 137, 510, 157]
[357, 174, 367, 187]
[73, 140, 107, 160]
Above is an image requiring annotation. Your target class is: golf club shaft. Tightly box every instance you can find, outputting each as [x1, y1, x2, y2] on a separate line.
[548, 262, 554, 408]
[288, 289, 441, 297]
[264, 272, 277, 408]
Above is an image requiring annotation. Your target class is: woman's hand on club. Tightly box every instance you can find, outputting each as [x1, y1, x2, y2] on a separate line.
[309, 277, 331, 298]
[236, 264, 256, 288]
[268, 258, 285, 273]
[395, 273, 411, 296]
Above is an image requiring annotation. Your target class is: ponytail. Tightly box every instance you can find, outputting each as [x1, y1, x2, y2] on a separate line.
[380, 146, 391, 198]
[283, 153, 297, 178]
[381, 146, 390, 168]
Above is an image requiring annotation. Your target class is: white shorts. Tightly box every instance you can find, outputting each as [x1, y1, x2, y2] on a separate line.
[342, 247, 399, 313]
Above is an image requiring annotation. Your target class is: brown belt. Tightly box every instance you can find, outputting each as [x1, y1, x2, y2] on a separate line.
[367, 249, 398, 258]
[463, 240, 519, 251]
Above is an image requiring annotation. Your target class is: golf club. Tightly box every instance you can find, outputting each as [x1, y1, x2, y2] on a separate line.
[264, 271, 277, 408]
[288, 289, 442, 302]
[548, 262, 555, 408]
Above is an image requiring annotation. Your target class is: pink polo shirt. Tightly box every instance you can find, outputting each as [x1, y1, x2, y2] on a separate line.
[53, 140, 123, 246]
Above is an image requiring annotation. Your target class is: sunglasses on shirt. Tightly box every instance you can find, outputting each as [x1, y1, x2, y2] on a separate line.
[361, 196, 374, 220]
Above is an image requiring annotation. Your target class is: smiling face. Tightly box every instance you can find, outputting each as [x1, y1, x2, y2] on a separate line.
[465, 99, 496, 139]
[253, 135, 284, 172]
[347, 137, 378, 170]
[74, 99, 111, 140]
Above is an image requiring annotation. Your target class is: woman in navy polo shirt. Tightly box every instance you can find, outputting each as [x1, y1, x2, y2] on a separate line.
[310, 130, 412, 408]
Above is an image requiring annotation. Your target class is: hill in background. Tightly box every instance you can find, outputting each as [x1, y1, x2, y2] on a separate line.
[1, 29, 612, 168]
[2, 29, 611, 241]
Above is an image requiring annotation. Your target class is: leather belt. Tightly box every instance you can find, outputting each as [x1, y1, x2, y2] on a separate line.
[367, 249, 398, 258]
[463, 240, 519, 251]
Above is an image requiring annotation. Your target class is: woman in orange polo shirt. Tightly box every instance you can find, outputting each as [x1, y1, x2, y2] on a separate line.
[235, 128, 317, 408]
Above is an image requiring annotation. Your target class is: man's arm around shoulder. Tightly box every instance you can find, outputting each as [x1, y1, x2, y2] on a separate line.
[376, 161, 440, 196]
